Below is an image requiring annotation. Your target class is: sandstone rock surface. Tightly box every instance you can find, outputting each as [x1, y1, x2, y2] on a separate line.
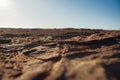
[0, 28, 120, 80]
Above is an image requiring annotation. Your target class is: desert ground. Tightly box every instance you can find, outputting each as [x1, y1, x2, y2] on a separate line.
[0, 28, 120, 80]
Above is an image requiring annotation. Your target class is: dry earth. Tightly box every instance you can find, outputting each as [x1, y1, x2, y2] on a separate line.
[0, 28, 120, 80]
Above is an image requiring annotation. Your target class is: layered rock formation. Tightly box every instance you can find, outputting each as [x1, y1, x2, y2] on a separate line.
[0, 29, 120, 80]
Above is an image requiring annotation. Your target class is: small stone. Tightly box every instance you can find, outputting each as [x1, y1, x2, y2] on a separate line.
[5, 64, 13, 69]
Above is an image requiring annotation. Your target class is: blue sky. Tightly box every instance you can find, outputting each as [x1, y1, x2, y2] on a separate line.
[0, 0, 120, 30]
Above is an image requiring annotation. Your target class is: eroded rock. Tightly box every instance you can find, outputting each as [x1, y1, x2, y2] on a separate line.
[0, 29, 120, 80]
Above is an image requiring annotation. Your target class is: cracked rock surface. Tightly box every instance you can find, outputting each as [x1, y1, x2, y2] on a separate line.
[0, 28, 120, 80]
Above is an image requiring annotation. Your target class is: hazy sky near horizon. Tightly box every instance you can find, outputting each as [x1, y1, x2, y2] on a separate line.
[0, 0, 120, 30]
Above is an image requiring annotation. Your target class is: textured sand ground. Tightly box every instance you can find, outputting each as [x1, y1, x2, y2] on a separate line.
[0, 28, 120, 80]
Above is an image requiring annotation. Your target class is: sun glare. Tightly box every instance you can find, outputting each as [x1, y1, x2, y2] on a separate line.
[0, 0, 10, 9]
